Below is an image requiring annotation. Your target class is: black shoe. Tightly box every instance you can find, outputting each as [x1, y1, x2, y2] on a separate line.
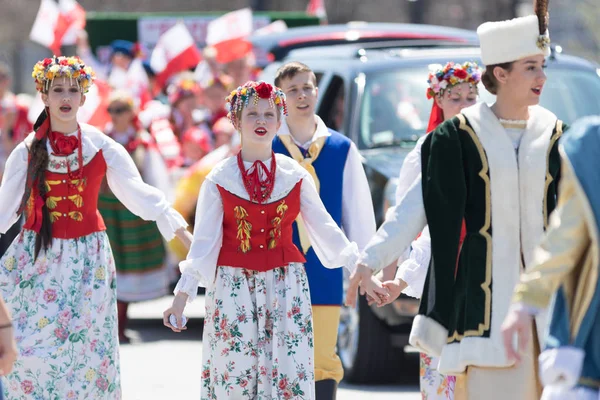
[315, 379, 337, 400]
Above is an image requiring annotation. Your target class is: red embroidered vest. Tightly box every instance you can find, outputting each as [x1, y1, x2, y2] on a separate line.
[23, 151, 107, 239]
[216, 180, 306, 271]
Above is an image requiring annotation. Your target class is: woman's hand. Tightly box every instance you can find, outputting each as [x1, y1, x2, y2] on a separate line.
[163, 292, 189, 332]
[0, 326, 17, 375]
[367, 278, 407, 307]
[345, 264, 389, 307]
[175, 228, 193, 251]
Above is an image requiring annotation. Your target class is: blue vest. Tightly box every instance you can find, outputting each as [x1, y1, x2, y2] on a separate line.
[273, 130, 351, 305]
[547, 117, 600, 384]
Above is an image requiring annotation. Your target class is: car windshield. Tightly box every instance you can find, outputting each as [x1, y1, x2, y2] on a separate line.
[358, 66, 600, 149]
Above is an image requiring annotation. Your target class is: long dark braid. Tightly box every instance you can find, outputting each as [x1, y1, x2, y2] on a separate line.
[18, 109, 52, 259]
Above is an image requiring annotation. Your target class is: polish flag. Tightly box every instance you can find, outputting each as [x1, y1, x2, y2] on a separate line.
[253, 20, 288, 36]
[150, 23, 202, 89]
[306, 0, 328, 21]
[30, 0, 86, 55]
[206, 8, 254, 64]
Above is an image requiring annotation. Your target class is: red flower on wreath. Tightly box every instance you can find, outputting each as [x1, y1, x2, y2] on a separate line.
[43, 58, 53, 67]
[454, 69, 468, 79]
[255, 82, 273, 99]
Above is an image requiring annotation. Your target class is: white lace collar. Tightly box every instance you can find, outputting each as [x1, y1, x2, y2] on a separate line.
[207, 153, 308, 202]
[23, 123, 107, 173]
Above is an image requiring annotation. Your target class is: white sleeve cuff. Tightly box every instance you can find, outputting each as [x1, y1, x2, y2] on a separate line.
[409, 315, 448, 357]
[156, 208, 188, 242]
[396, 259, 426, 299]
[539, 347, 585, 389]
[173, 273, 200, 303]
[341, 242, 360, 275]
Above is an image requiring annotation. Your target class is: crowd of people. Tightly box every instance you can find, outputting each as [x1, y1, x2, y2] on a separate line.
[0, 1, 599, 399]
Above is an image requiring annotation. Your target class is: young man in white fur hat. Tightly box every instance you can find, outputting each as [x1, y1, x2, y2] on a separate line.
[349, 0, 569, 398]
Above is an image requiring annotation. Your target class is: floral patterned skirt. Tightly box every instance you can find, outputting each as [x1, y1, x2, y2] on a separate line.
[0, 230, 121, 399]
[420, 353, 455, 400]
[201, 263, 315, 400]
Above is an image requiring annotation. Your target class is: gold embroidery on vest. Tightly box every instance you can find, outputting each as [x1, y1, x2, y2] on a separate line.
[49, 211, 62, 223]
[45, 196, 62, 210]
[68, 211, 83, 222]
[45, 180, 62, 193]
[269, 200, 288, 249]
[68, 194, 83, 208]
[234, 206, 252, 253]
[543, 121, 563, 229]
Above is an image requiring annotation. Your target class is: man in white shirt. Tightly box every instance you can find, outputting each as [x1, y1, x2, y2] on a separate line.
[272, 61, 376, 400]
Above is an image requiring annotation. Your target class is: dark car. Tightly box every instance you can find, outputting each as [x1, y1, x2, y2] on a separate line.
[260, 40, 600, 384]
[250, 22, 479, 67]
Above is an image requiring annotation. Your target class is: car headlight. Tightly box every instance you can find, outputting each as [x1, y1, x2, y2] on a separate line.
[382, 177, 399, 215]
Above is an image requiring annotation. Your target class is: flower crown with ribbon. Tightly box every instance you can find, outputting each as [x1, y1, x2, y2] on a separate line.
[32, 56, 95, 93]
[226, 81, 287, 127]
[426, 61, 482, 99]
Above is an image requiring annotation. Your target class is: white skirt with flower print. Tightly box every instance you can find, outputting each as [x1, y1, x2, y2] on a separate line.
[0, 229, 121, 400]
[201, 263, 315, 400]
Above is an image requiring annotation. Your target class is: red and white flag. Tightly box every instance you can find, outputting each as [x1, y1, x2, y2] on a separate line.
[253, 20, 288, 36]
[206, 8, 253, 46]
[306, 0, 327, 21]
[30, 0, 86, 55]
[206, 8, 254, 64]
[150, 23, 202, 89]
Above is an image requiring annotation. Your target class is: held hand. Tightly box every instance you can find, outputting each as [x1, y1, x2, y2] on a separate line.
[501, 306, 533, 364]
[344, 264, 365, 307]
[361, 274, 390, 307]
[367, 278, 407, 307]
[0, 327, 18, 375]
[163, 292, 189, 333]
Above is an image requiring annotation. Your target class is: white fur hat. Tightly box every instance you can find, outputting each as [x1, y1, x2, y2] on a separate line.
[477, 15, 550, 65]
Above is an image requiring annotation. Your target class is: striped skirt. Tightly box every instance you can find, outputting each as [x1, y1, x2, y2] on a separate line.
[98, 192, 168, 302]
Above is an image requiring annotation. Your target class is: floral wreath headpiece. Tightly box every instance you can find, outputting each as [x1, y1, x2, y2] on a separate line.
[167, 78, 201, 105]
[426, 61, 482, 99]
[226, 81, 287, 127]
[32, 56, 95, 93]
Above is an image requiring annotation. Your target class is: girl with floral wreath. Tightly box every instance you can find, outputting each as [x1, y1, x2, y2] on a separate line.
[163, 80, 388, 399]
[0, 56, 192, 399]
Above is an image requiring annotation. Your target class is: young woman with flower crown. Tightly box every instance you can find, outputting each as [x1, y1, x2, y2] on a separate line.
[163, 81, 388, 399]
[350, 2, 567, 398]
[370, 61, 481, 400]
[0, 56, 192, 399]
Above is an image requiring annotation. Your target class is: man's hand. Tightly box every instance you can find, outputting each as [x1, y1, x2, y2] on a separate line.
[367, 278, 407, 307]
[501, 305, 533, 363]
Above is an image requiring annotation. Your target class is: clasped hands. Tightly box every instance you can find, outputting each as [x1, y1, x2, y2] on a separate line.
[345, 264, 396, 307]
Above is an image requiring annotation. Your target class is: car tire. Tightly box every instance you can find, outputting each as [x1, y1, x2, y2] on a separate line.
[338, 295, 411, 384]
